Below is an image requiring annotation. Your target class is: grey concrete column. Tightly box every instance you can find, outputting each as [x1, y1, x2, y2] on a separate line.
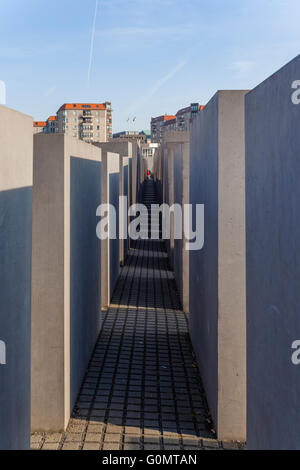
[181, 141, 190, 313]
[0, 105, 33, 450]
[93, 141, 132, 257]
[246, 55, 300, 450]
[164, 131, 190, 312]
[119, 156, 129, 265]
[31, 135, 102, 432]
[189, 91, 248, 441]
[167, 144, 175, 267]
[101, 151, 120, 308]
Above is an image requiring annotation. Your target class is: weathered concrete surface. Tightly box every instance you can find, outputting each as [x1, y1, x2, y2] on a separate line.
[189, 91, 247, 441]
[94, 141, 131, 265]
[100, 151, 120, 308]
[0, 105, 33, 450]
[31, 134, 102, 432]
[121, 157, 129, 264]
[70, 157, 102, 410]
[246, 55, 300, 450]
[163, 132, 190, 312]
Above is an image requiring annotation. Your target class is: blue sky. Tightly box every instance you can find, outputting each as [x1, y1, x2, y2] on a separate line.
[0, 0, 300, 132]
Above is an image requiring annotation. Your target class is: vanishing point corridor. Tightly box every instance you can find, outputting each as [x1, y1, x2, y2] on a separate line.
[31, 182, 242, 451]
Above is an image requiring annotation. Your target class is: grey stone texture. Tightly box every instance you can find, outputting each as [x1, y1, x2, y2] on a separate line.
[189, 91, 248, 441]
[100, 151, 120, 308]
[246, 54, 300, 450]
[31, 134, 102, 432]
[0, 105, 33, 450]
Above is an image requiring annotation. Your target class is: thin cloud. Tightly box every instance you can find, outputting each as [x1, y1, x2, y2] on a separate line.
[44, 86, 56, 97]
[87, 0, 99, 85]
[97, 25, 195, 37]
[129, 60, 187, 115]
[230, 60, 256, 74]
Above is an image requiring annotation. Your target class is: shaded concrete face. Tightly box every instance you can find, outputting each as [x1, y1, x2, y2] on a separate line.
[163, 132, 190, 312]
[100, 152, 120, 308]
[189, 91, 247, 441]
[109, 172, 120, 295]
[31, 134, 102, 432]
[122, 160, 129, 262]
[173, 145, 183, 305]
[246, 55, 300, 450]
[0, 106, 33, 450]
[70, 157, 101, 411]
[189, 96, 219, 436]
[94, 142, 132, 265]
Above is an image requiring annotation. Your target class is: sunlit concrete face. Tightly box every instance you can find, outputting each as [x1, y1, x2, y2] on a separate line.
[159, 131, 190, 313]
[31, 134, 102, 432]
[0, 105, 33, 450]
[189, 91, 248, 442]
[94, 141, 132, 266]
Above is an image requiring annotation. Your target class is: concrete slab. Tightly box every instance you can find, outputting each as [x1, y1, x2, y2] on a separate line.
[31, 134, 102, 432]
[246, 54, 300, 450]
[100, 151, 120, 308]
[189, 91, 248, 441]
[0, 105, 33, 450]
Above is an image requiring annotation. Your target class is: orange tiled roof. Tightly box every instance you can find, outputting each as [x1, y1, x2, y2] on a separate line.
[47, 115, 56, 121]
[151, 115, 176, 123]
[58, 103, 106, 112]
[33, 121, 46, 127]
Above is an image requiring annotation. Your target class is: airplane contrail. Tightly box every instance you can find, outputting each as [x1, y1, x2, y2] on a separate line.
[129, 60, 187, 114]
[87, 0, 99, 85]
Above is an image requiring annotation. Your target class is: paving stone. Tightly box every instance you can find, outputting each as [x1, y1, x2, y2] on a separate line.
[124, 426, 141, 435]
[103, 443, 120, 450]
[104, 434, 121, 443]
[44, 433, 63, 443]
[64, 433, 84, 443]
[83, 443, 100, 450]
[87, 424, 103, 433]
[31, 443, 42, 450]
[144, 436, 160, 444]
[106, 424, 122, 434]
[144, 444, 161, 450]
[67, 423, 86, 433]
[202, 438, 221, 448]
[42, 443, 60, 450]
[31, 434, 43, 444]
[144, 428, 161, 437]
[124, 436, 141, 444]
[85, 433, 102, 443]
[124, 444, 141, 450]
[62, 442, 81, 450]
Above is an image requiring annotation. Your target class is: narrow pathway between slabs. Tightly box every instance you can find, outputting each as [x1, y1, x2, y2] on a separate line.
[31, 181, 243, 451]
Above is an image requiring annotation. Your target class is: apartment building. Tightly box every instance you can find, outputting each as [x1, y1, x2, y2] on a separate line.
[176, 103, 205, 131]
[113, 130, 149, 144]
[33, 121, 46, 134]
[46, 115, 57, 134]
[151, 104, 205, 143]
[151, 115, 176, 143]
[56, 102, 112, 143]
[162, 117, 177, 133]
